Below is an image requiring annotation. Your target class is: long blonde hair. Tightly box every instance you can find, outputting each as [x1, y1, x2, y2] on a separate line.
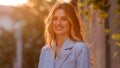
[44, 2, 84, 48]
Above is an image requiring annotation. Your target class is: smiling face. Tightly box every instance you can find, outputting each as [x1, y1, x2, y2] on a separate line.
[52, 9, 70, 36]
[45, 3, 84, 46]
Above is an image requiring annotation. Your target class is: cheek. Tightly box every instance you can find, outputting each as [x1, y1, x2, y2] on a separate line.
[51, 23, 56, 30]
[64, 22, 71, 31]
[51, 22, 55, 27]
[52, 21, 57, 27]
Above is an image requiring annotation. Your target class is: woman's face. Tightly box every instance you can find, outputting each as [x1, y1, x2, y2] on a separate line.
[52, 9, 70, 36]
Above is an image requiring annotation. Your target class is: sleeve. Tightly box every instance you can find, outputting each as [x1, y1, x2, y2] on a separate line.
[75, 43, 90, 68]
[38, 46, 46, 68]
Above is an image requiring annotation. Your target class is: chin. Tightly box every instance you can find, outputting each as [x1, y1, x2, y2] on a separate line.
[54, 31, 65, 34]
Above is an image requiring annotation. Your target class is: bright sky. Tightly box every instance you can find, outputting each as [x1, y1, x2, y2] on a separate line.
[57, 0, 71, 3]
[0, 0, 28, 6]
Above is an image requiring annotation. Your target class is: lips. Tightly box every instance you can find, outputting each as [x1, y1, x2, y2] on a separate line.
[55, 26, 63, 31]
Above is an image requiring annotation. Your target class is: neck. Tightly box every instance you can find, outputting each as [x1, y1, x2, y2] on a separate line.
[56, 34, 69, 47]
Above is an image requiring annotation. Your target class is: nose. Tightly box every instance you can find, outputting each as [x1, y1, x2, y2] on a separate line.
[56, 18, 61, 25]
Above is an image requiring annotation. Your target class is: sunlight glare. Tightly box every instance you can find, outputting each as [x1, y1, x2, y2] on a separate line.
[46, 0, 52, 2]
[63, 0, 71, 3]
[57, 0, 71, 3]
[0, 0, 28, 6]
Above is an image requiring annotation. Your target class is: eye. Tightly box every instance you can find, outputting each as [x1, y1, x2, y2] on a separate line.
[61, 17, 67, 21]
[52, 17, 57, 21]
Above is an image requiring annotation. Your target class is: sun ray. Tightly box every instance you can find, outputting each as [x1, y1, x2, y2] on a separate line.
[0, 0, 28, 6]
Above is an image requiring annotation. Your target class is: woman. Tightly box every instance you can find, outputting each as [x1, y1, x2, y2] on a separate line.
[38, 2, 90, 68]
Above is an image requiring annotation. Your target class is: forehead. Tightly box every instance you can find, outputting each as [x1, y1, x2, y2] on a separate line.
[53, 9, 66, 16]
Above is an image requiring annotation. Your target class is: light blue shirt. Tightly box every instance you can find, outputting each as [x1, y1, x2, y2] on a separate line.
[38, 38, 90, 68]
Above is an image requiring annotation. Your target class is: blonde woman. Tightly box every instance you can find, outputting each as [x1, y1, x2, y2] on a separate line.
[38, 2, 90, 68]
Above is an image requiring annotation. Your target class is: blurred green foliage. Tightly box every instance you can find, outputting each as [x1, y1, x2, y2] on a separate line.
[77, 0, 110, 19]
[112, 34, 120, 40]
[78, 0, 120, 65]
[113, 0, 120, 15]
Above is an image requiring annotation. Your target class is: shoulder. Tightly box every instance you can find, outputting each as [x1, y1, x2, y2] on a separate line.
[41, 45, 50, 52]
[74, 42, 88, 49]
[73, 42, 89, 56]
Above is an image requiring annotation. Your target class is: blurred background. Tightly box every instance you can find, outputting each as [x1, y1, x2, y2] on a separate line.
[0, 0, 120, 68]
